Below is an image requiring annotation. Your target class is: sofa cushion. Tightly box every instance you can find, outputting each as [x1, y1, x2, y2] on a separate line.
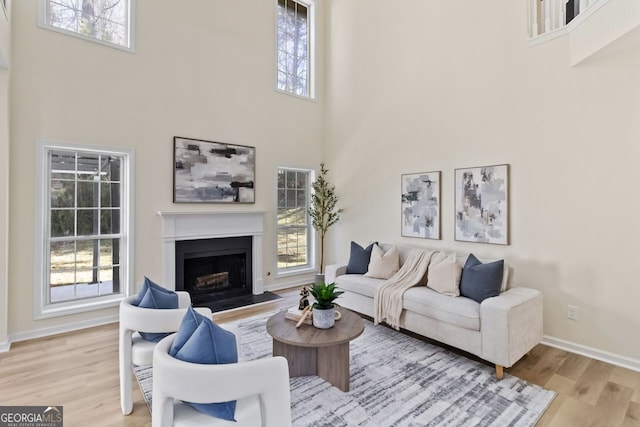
[427, 252, 462, 297]
[459, 254, 504, 303]
[455, 255, 510, 292]
[365, 244, 399, 279]
[334, 274, 386, 299]
[403, 287, 480, 331]
[501, 263, 511, 291]
[346, 241, 376, 274]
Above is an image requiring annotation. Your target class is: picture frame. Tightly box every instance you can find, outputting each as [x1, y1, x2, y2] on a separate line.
[173, 136, 255, 203]
[454, 164, 509, 245]
[401, 171, 441, 240]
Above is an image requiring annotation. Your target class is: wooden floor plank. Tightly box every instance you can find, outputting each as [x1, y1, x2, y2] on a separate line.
[593, 381, 634, 427]
[508, 345, 568, 384]
[536, 394, 566, 426]
[609, 366, 640, 405]
[545, 396, 605, 427]
[569, 359, 616, 405]
[556, 351, 591, 380]
[545, 373, 577, 394]
[623, 401, 640, 427]
[610, 366, 640, 389]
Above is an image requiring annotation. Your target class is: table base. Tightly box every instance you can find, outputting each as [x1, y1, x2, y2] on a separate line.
[272, 339, 351, 392]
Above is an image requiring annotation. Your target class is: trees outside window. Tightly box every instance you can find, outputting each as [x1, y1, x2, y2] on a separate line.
[39, 0, 134, 51]
[35, 142, 134, 319]
[276, 167, 314, 273]
[276, 0, 314, 98]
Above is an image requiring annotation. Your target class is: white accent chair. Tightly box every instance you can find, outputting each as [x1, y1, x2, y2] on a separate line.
[152, 332, 292, 427]
[119, 292, 212, 415]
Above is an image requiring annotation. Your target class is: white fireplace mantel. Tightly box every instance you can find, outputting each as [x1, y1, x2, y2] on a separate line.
[158, 211, 266, 294]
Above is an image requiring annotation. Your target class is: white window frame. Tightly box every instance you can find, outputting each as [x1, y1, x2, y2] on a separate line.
[37, 0, 136, 53]
[34, 140, 135, 319]
[275, 0, 316, 100]
[275, 166, 316, 277]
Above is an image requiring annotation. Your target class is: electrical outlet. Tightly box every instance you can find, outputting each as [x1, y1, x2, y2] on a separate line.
[567, 305, 579, 321]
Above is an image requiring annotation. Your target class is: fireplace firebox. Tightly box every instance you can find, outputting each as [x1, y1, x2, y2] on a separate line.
[175, 236, 252, 306]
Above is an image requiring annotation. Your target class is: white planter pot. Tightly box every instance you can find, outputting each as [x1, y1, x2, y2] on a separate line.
[312, 307, 335, 329]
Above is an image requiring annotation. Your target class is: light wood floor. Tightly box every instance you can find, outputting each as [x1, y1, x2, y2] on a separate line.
[0, 287, 638, 426]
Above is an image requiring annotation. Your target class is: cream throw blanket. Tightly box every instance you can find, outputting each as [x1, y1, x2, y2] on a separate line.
[374, 249, 433, 330]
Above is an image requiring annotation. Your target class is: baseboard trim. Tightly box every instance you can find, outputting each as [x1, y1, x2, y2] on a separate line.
[541, 335, 640, 372]
[6, 314, 119, 349]
[0, 339, 10, 352]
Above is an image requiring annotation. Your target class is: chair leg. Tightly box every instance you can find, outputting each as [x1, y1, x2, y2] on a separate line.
[120, 330, 133, 415]
[495, 364, 504, 379]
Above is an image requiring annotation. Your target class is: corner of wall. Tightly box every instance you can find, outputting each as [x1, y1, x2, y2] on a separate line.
[0, 0, 10, 347]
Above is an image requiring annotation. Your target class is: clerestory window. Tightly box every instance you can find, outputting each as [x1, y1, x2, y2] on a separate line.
[276, 0, 314, 99]
[38, 0, 135, 52]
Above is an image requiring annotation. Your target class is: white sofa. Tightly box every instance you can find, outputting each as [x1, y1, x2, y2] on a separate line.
[325, 244, 543, 379]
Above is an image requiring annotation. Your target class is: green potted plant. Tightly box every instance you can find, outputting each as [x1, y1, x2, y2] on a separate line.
[309, 282, 343, 329]
[309, 163, 341, 284]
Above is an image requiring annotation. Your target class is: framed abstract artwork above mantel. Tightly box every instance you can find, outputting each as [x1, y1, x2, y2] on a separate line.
[401, 171, 441, 240]
[454, 164, 509, 245]
[173, 136, 255, 203]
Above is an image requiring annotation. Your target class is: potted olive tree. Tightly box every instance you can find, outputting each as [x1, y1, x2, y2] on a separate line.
[309, 282, 343, 329]
[309, 163, 341, 284]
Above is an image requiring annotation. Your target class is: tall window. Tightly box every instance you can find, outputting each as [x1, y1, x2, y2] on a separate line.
[277, 168, 314, 273]
[276, 0, 314, 98]
[38, 0, 135, 51]
[35, 142, 133, 318]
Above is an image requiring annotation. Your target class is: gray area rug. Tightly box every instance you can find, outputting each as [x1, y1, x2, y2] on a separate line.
[135, 311, 555, 426]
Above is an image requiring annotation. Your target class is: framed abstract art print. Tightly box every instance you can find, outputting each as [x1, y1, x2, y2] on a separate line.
[454, 164, 509, 245]
[173, 136, 255, 203]
[401, 171, 441, 240]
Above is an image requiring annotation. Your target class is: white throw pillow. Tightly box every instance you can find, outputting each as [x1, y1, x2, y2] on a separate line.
[501, 261, 510, 292]
[430, 251, 448, 266]
[427, 252, 462, 297]
[365, 244, 400, 279]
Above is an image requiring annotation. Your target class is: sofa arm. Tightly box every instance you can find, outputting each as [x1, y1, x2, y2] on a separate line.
[480, 287, 543, 369]
[325, 263, 348, 284]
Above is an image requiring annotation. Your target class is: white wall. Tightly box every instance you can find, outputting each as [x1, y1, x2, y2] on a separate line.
[8, 0, 324, 338]
[325, 0, 640, 361]
[0, 0, 10, 349]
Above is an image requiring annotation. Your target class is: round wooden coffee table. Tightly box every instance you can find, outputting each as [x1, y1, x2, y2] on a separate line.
[266, 308, 364, 392]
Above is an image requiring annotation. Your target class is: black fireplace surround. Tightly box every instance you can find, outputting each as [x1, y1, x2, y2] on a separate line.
[175, 236, 253, 306]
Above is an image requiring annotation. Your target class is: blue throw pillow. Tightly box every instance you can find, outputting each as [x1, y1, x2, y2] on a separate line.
[459, 254, 504, 303]
[132, 277, 179, 342]
[170, 307, 239, 422]
[346, 241, 377, 274]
